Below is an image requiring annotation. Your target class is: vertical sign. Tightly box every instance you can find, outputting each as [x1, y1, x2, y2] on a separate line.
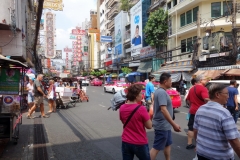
[130, 1, 143, 57]
[114, 12, 123, 57]
[45, 12, 56, 58]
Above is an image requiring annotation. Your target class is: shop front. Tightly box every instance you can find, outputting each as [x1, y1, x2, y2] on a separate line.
[194, 65, 240, 80]
[152, 59, 194, 90]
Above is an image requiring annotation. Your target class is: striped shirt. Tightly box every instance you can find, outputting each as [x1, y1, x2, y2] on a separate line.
[194, 101, 240, 160]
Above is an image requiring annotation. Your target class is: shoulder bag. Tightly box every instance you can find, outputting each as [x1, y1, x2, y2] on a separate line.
[123, 105, 141, 128]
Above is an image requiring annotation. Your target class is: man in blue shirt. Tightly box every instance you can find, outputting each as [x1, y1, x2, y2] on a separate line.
[226, 80, 239, 123]
[145, 75, 155, 105]
[132, 25, 141, 46]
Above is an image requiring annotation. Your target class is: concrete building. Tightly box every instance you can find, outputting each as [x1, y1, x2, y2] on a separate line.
[0, 0, 38, 68]
[88, 10, 99, 69]
[159, 0, 240, 82]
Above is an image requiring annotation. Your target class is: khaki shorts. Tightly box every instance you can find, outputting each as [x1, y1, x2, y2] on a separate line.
[34, 96, 43, 106]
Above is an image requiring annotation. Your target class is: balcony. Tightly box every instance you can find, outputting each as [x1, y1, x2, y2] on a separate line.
[107, 5, 119, 20]
[169, 22, 197, 38]
[108, 0, 118, 8]
[168, 0, 198, 15]
[148, 0, 166, 12]
[107, 19, 115, 30]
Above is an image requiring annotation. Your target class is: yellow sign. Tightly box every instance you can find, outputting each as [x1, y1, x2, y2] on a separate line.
[43, 0, 63, 11]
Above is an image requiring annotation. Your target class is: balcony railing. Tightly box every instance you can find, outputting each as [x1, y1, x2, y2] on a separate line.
[168, 0, 196, 15]
[149, 0, 166, 12]
[107, 19, 114, 30]
[108, 0, 118, 8]
[107, 5, 119, 19]
[170, 22, 196, 36]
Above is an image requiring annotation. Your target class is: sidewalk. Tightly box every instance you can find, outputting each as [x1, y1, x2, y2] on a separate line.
[0, 100, 53, 159]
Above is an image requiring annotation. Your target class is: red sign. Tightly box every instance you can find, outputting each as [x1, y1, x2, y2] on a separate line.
[72, 29, 85, 35]
[72, 41, 77, 45]
[64, 48, 72, 52]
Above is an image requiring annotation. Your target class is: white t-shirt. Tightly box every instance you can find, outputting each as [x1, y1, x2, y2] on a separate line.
[27, 83, 34, 94]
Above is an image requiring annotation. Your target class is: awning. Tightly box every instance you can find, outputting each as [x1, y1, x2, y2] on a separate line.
[118, 73, 126, 77]
[182, 72, 192, 81]
[156, 60, 194, 73]
[152, 72, 183, 82]
[222, 69, 240, 76]
[193, 70, 224, 79]
[137, 61, 152, 73]
[0, 55, 28, 68]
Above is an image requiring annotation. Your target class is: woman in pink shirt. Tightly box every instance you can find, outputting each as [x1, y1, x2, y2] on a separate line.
[120, 84, 152, 160]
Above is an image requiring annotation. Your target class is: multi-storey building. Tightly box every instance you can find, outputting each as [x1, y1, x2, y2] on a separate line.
[162, 0, 240, 81]
[0, 0, 41, 69]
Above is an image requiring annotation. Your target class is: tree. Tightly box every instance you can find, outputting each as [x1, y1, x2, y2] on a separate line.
[100, 69, 107, 75]
[121, 67, 132, 74]
[144, 8, 168, 47]
[120, 0, 133, 12]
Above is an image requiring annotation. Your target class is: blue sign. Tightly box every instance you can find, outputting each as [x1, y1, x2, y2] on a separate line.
[115, 44, 122, 55]
[100, 36, 112, 43]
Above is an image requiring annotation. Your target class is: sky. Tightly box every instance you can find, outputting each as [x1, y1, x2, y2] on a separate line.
[52, 0, 97, 60]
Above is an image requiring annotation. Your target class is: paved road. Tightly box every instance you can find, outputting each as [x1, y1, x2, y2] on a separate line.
[0, 86, 238, 160]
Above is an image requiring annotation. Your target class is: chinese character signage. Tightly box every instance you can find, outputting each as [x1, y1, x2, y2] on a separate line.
[43, 0, 63, 11]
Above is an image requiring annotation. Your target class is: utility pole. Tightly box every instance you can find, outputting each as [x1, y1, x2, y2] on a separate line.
[232, 0, 237, 57]
[197, 11, 201, 58]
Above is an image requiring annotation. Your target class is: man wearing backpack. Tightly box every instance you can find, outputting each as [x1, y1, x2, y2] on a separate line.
[186, 74, 210, 149]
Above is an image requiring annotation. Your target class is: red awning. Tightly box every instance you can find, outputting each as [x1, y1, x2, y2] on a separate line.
[105, 60, 112, 66]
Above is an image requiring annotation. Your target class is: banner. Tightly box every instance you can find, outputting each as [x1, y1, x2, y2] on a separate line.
[0, 68, 20, 95]
[43, 0, 63, 11]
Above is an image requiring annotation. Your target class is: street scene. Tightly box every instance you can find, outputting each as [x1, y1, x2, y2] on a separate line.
[1, 0, 240, 160]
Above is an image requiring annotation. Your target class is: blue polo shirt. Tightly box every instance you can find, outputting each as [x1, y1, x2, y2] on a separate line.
[145, 82, 154, 100]
[132, 36, 141, 46]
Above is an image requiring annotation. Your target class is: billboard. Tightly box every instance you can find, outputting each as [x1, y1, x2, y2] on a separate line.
[130, 1, 143, 57]
[55, 50, 62, 59]
[114, 11, 127, 57]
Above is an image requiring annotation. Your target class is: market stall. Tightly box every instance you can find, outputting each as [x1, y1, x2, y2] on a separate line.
[0, 56, 28, 144]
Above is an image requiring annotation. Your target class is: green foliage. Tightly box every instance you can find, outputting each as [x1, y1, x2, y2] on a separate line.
[144, 8, 168, 47]
[100, 69, 107, 75]
[121, 67, 132, 74]
[90, 71, 95, 75]
[82, 72, 88, 76]
[120, 0, 133, 12]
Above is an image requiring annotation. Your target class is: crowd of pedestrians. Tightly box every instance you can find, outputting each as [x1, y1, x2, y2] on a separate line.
[120, 72, 240, 160]
[25, 74, 84, 119]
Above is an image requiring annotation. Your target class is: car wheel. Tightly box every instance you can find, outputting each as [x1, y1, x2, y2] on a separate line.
[104, 87, 106, 92]
[112, 88, 115, 94]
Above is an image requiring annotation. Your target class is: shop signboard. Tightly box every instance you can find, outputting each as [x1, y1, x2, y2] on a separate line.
[130, 1, 143, 57]
[140, 46, 156, 58]
[43, 0, 63, 11]
[0, 68, 20, 95]
[100, 36, 112, 43]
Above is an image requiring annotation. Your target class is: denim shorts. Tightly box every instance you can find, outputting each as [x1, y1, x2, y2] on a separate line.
[153, 130, 172, 151]
[122, 141, 150, 160]
[28, 93, 34, 103]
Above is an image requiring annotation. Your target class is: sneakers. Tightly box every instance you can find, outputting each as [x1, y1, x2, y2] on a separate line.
[186, 144, 196, 149]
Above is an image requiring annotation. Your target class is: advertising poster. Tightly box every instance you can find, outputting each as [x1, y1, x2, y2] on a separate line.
[114, 12, 123, 57]
[1, 95, 21, 113]
[55, 50, 62, 59]
[0, 68, 20, 95]
[130, 1, 143, 57]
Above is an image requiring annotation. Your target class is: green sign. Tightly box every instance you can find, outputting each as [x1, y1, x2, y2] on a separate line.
[0, 68, 20, 95]
[84, 46, 88, 52]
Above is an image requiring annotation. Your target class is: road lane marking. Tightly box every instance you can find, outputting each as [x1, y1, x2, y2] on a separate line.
[99, 104, 106, 107]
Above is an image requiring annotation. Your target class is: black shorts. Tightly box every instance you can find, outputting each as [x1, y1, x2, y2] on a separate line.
[188, 114, 195, 131]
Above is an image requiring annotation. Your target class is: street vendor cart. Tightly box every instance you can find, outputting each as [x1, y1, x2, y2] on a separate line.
[0, 56, 28, 144]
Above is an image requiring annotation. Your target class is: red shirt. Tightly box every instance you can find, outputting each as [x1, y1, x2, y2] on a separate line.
[187, 84, 209, 115]
[119, 103, 150, 145]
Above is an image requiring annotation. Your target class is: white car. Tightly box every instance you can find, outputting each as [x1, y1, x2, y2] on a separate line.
[103, 81, 129, 94]
[82, 79, 90, 86]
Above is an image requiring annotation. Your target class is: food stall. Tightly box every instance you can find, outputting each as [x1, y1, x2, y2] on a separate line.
[0, 56, 28, 144]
